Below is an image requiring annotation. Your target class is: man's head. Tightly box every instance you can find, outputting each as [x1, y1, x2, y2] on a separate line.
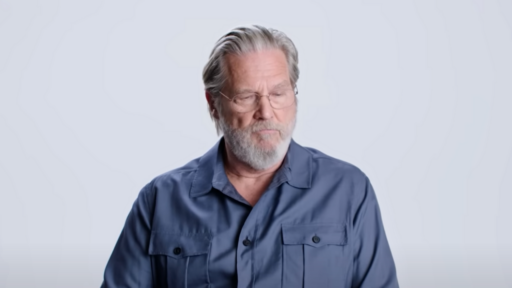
[203, 25, 299, 170]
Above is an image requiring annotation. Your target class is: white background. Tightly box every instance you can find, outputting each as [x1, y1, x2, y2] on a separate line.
[1, 0, 511, 287]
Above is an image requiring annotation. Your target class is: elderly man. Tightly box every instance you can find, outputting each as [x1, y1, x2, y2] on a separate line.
[101, 25, 399, 288]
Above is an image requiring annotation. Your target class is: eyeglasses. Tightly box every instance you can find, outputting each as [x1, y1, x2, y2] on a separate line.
[218, 86, 298, 113]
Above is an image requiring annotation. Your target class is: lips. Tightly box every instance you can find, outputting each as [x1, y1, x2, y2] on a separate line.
[252, 124, 281, 132]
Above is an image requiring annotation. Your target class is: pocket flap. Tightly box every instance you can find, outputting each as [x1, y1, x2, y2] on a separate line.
[148, 231, 211, 259]
[282, 224, 346, 247]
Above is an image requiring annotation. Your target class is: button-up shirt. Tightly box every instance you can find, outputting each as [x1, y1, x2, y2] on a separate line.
[101, 138, 399, 288]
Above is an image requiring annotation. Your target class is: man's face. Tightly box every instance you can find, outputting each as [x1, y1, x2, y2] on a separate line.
[216, 49, 297, 170]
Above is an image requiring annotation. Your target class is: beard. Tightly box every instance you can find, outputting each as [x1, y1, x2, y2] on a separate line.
[218, 113, 296, 171]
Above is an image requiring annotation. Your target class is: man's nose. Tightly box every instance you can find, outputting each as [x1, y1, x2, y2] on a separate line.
[254, 95, 274, 120]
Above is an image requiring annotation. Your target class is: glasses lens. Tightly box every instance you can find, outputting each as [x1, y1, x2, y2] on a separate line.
[230, 88, 296, 112]
[269, 90, 295, 109]
[233, 93, 258, 112]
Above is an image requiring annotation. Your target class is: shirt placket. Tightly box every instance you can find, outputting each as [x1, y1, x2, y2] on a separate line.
[236, 207, 257, 288]
[235, 175, 289, 288]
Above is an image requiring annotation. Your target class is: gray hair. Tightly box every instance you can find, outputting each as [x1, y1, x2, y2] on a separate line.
[202, 25, 299, 134]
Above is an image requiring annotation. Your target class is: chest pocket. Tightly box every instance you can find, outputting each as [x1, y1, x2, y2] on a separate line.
[149, 231, 211, 288]
[282, 224, 350, 288]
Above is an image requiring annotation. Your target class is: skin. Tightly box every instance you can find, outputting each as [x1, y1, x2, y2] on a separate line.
[205, 49, 297, 206]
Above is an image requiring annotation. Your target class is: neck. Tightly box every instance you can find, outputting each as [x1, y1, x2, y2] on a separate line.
[222, 141, 285, 179]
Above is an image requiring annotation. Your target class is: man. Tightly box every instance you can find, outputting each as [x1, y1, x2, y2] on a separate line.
[101, 25, 399, 288]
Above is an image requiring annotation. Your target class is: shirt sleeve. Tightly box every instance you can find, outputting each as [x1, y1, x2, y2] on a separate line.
[101, 183, 154, 288]
[351, 176, 399, 288]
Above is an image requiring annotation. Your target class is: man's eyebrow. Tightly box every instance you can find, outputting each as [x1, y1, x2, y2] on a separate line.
[233, 81, 290, 94]
[270, 81, 290, 90]
[233, 88, 256, 94]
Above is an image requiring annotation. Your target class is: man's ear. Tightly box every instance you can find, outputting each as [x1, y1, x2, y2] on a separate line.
[205, 91, 219, 119]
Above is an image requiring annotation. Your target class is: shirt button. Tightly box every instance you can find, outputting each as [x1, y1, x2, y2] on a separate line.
[173, 247, 182, 255]
[312, 235, 321, 243]
[242, 239, 251, 246]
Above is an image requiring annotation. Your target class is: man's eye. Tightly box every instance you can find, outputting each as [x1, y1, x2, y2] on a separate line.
[237, 94, 257, 101]
[270, 91, 288, 97]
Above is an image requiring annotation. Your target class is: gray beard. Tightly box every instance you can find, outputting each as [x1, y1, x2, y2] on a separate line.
[218, 116, 296, 171]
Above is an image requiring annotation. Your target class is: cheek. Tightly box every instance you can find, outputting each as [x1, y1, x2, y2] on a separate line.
[222, 111, 253, 129]
[277, 107, 297, 123]
[236, 114, 256, 128]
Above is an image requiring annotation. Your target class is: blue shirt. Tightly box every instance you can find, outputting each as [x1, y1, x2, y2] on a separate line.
[101, 138, 399, 288]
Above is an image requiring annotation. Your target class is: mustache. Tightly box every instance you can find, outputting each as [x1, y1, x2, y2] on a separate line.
[248, 121, 285, 133]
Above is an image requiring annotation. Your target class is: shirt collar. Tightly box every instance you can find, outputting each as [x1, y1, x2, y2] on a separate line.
[190, 137, 312, 198]
[284, 139, 312, 189]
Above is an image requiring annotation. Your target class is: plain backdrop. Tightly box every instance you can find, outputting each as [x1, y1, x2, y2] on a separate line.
[1, 0, 511, 287]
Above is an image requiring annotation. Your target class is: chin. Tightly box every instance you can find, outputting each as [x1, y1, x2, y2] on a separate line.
[256, 143, 278, 152]
[253, 135, 281, 149]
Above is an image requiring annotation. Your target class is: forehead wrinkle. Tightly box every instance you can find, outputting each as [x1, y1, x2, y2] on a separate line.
[223, 50, 290, 94]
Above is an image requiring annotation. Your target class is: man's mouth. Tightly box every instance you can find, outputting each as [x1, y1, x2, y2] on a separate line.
[256, 129, 279, 134]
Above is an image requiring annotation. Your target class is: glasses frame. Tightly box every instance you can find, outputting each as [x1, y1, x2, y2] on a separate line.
[217, 86, 298, 113]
